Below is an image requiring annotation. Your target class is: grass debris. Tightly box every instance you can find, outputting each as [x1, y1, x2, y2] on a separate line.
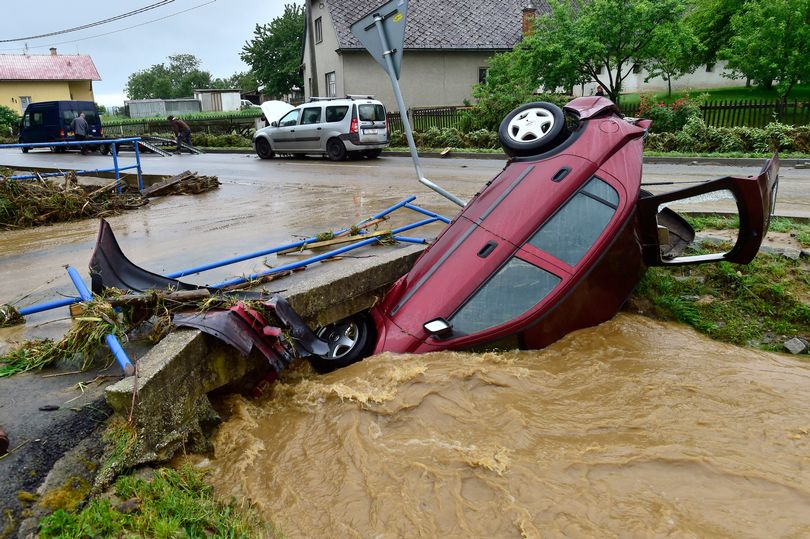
[0, 301, 122, 377]
[38, 466, 271, 539]
[0, 171, 147, 230]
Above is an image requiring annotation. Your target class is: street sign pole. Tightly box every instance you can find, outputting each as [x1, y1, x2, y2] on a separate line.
[353, 2, 465, 207]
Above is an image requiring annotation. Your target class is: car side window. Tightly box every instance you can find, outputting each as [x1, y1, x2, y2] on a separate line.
[278, 110, 300, 127]
[526, 177, 618, 266]
[300, 107, 322, 125]
[29, 112, 44, 127]
[450, 257, 561, 335]
[325, 106, 349, 122]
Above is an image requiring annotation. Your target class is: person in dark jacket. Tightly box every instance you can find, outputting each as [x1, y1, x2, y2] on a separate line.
[168, 115, 192, 153]
[70, 112, 90, 154]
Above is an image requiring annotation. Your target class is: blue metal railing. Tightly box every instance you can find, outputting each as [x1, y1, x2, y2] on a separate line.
[0, 137, 144, 191]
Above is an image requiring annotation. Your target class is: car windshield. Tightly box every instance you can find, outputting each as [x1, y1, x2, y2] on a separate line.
[358, 104, 385, 122]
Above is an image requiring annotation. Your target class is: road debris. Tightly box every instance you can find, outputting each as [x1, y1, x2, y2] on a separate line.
[0, 170, 146, 230]
[142, 170, 220, 197]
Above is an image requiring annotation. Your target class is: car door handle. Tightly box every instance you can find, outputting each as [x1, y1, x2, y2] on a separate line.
[317, 127, 322, 130]
[290, 130, 295, 133]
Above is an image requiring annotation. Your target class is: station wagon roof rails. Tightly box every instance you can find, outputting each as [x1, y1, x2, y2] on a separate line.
[307, 96, 344, 102]
[345, 95, 375, 100]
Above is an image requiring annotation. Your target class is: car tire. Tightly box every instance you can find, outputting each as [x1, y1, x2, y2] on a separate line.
[309, 313, 375, 373]
[255, 137, 274, 160]
[498, 102, 567, 157]
[100, 144, 111, 156]
[326, 138, 347, 161]
[21, 147, 28, 153]
[364, 149, 382, 159]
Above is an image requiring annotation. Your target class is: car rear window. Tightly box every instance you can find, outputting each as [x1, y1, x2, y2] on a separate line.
[358, 104, 385, 122]
[325, 106, 349, 122]
[526, 177, 618, 266]
[450, 257, 560, 335]
[63, 109, 99, 124]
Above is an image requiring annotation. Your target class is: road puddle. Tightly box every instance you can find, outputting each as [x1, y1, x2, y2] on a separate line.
[204, 313, 810, 538]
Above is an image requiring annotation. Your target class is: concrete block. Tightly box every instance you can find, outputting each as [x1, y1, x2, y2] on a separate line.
[784, 337, 808, 355]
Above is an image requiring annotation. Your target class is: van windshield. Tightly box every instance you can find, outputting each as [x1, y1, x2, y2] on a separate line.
[63, 109, 99, 125]
[358, 104, 385, 122]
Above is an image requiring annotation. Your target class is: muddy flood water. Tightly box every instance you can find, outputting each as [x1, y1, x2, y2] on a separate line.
[203, 314, 810, 538]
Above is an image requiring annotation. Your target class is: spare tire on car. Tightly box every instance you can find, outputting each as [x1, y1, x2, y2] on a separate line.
[498, 102, 568, 157]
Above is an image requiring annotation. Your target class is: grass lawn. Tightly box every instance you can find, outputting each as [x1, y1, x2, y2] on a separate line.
[620, 84, 810, 105]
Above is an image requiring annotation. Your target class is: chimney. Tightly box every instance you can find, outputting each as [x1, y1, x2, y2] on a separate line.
[49, 47, 57, 56]
[522, 4, 537, 36]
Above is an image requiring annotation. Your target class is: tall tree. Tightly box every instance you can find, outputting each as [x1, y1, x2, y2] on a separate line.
[719, 0, 810, 99]
[211, 71, 260, 93]
[241, 3, 305, 98]
[515, 0, 689, 103]
[686, 0, 745, 65]
[643, 20, 704, 96]
[125, 54, 213, 99]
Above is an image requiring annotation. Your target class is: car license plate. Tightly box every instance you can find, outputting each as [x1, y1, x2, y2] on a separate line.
[363, 129, 379, 134]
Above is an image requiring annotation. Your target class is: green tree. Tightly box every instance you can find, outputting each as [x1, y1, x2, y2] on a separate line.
[643, 20, 704, 96]
[719, 0, 810, 99]
[0, 104, 18, 136]
[241, 3, 305, 98]
[686, 0, 745, 65]
[211, 71, 260, 93]
[514, 0, 689, 103]
[125, 54, 213, 99]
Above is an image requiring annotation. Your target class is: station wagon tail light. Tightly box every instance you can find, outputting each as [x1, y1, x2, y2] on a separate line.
[350, 118, 358, 134]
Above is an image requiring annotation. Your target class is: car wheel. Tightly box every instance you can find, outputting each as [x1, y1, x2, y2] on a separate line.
[21, 147, 28, 153]
[100, 144, 111, 156]
[364, 149, 382, 159]
[309, 313, 375, 373]
[326, 138, 347, 161]
[255, 137, 274, 160]
[498, 102, 567, 157]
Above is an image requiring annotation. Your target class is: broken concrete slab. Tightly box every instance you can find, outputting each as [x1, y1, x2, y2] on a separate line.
[105, 243, 426, 463]
[784, 337, 809, 355]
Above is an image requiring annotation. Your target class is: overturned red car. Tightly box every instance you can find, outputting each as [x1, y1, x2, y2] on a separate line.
[312, 97, 779, 367]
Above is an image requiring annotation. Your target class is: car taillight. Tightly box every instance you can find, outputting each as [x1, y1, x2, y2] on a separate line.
[59, 129, 64, 137]
[350, 118, 358, 134]
[99, 127, 103, 135]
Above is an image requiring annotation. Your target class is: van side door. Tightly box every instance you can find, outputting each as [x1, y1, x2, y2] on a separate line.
[295, 106, 324, 151]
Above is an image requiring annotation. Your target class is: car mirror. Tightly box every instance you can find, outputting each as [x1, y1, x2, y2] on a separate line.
[424, 318, 453, 337]
[271, 121, 278, 127]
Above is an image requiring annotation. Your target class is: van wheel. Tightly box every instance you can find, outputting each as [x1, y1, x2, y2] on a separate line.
[498, 102, 567, 157]
[255, 137, 274, 159]
[326, 138, 347, 161]
[309, 313, 375, 373]
[100, 144, 111, 156]
[21, 147, 28, 153]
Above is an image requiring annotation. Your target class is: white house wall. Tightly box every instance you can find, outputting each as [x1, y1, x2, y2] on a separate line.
[576, 61, 744, 96]
[304, 0, 345, 99]
[342, 51, 494, 111]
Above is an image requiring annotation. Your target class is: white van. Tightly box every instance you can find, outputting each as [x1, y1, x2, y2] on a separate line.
[253, 96, 389, 161]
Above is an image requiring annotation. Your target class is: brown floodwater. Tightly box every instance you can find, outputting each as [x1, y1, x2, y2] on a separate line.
[203, 314, 810, 538]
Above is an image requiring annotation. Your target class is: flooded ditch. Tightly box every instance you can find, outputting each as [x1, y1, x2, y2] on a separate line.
[201, 314, 810, 538]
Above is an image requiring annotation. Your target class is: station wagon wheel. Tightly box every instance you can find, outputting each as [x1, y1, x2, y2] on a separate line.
[326, 138, 347, 161]
[309, 313, 375, 373]
[498, 102, 566, 157]
[255, 137, 274, 159]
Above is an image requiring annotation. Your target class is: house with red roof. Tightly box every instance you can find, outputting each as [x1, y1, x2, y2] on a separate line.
[0, 48, 100, 114]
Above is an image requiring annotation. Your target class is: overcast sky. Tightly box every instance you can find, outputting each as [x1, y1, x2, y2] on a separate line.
[1, 0, 298, 106]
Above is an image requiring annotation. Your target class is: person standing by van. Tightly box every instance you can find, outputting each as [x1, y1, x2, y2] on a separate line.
[168, 116, 192, 154]
[70, 112, 90, 154]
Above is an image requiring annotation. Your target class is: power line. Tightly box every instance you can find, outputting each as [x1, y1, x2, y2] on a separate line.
[0, 1, 217, 52]
[0, 0, 176, 43]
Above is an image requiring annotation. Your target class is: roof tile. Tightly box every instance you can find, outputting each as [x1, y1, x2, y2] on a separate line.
[0, 54, 100, 81]
[328, 0, 549, 50]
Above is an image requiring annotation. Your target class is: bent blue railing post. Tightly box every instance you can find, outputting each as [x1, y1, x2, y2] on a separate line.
[18, 297, 80, 316]
[404, 203, 451, 224]
[110, 143, 121, 193]
[167, 195, 420, 278]
[133, 140, 144, 191]
[211, 217, 439, 289]
[65, 266, 135, 376]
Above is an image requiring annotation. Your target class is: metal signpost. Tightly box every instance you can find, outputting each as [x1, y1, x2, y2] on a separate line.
[351, 0, 466, 207]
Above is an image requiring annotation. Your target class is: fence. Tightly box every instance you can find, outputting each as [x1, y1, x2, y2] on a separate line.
[103, 114, 259, 138]
[621, 99, 810, 128]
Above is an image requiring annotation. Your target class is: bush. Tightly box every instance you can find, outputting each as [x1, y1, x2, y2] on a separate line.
[638, 93, 702, 133]
[0, 104, 19, 137]
[190, 133, 252, 148]
[390, 127, 500, 149]
[646, 118, 810, 154]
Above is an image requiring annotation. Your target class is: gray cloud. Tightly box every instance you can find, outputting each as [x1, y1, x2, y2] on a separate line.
[2, 0, 297, 106]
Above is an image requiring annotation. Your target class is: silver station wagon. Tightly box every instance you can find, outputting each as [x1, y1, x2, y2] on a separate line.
[253, 96, 389, 161]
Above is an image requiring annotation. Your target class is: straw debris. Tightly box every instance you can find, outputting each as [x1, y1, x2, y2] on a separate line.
[0, 170, 147, 230]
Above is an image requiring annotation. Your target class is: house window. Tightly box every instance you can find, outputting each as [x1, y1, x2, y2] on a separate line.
[325, 71, 336, 97]
[478, 67, 489, 84]
[632, 63, 642, 74]
[315, 17, 323, 44]
[706, 63, 715, 73]
[20, 96, 32, 111]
